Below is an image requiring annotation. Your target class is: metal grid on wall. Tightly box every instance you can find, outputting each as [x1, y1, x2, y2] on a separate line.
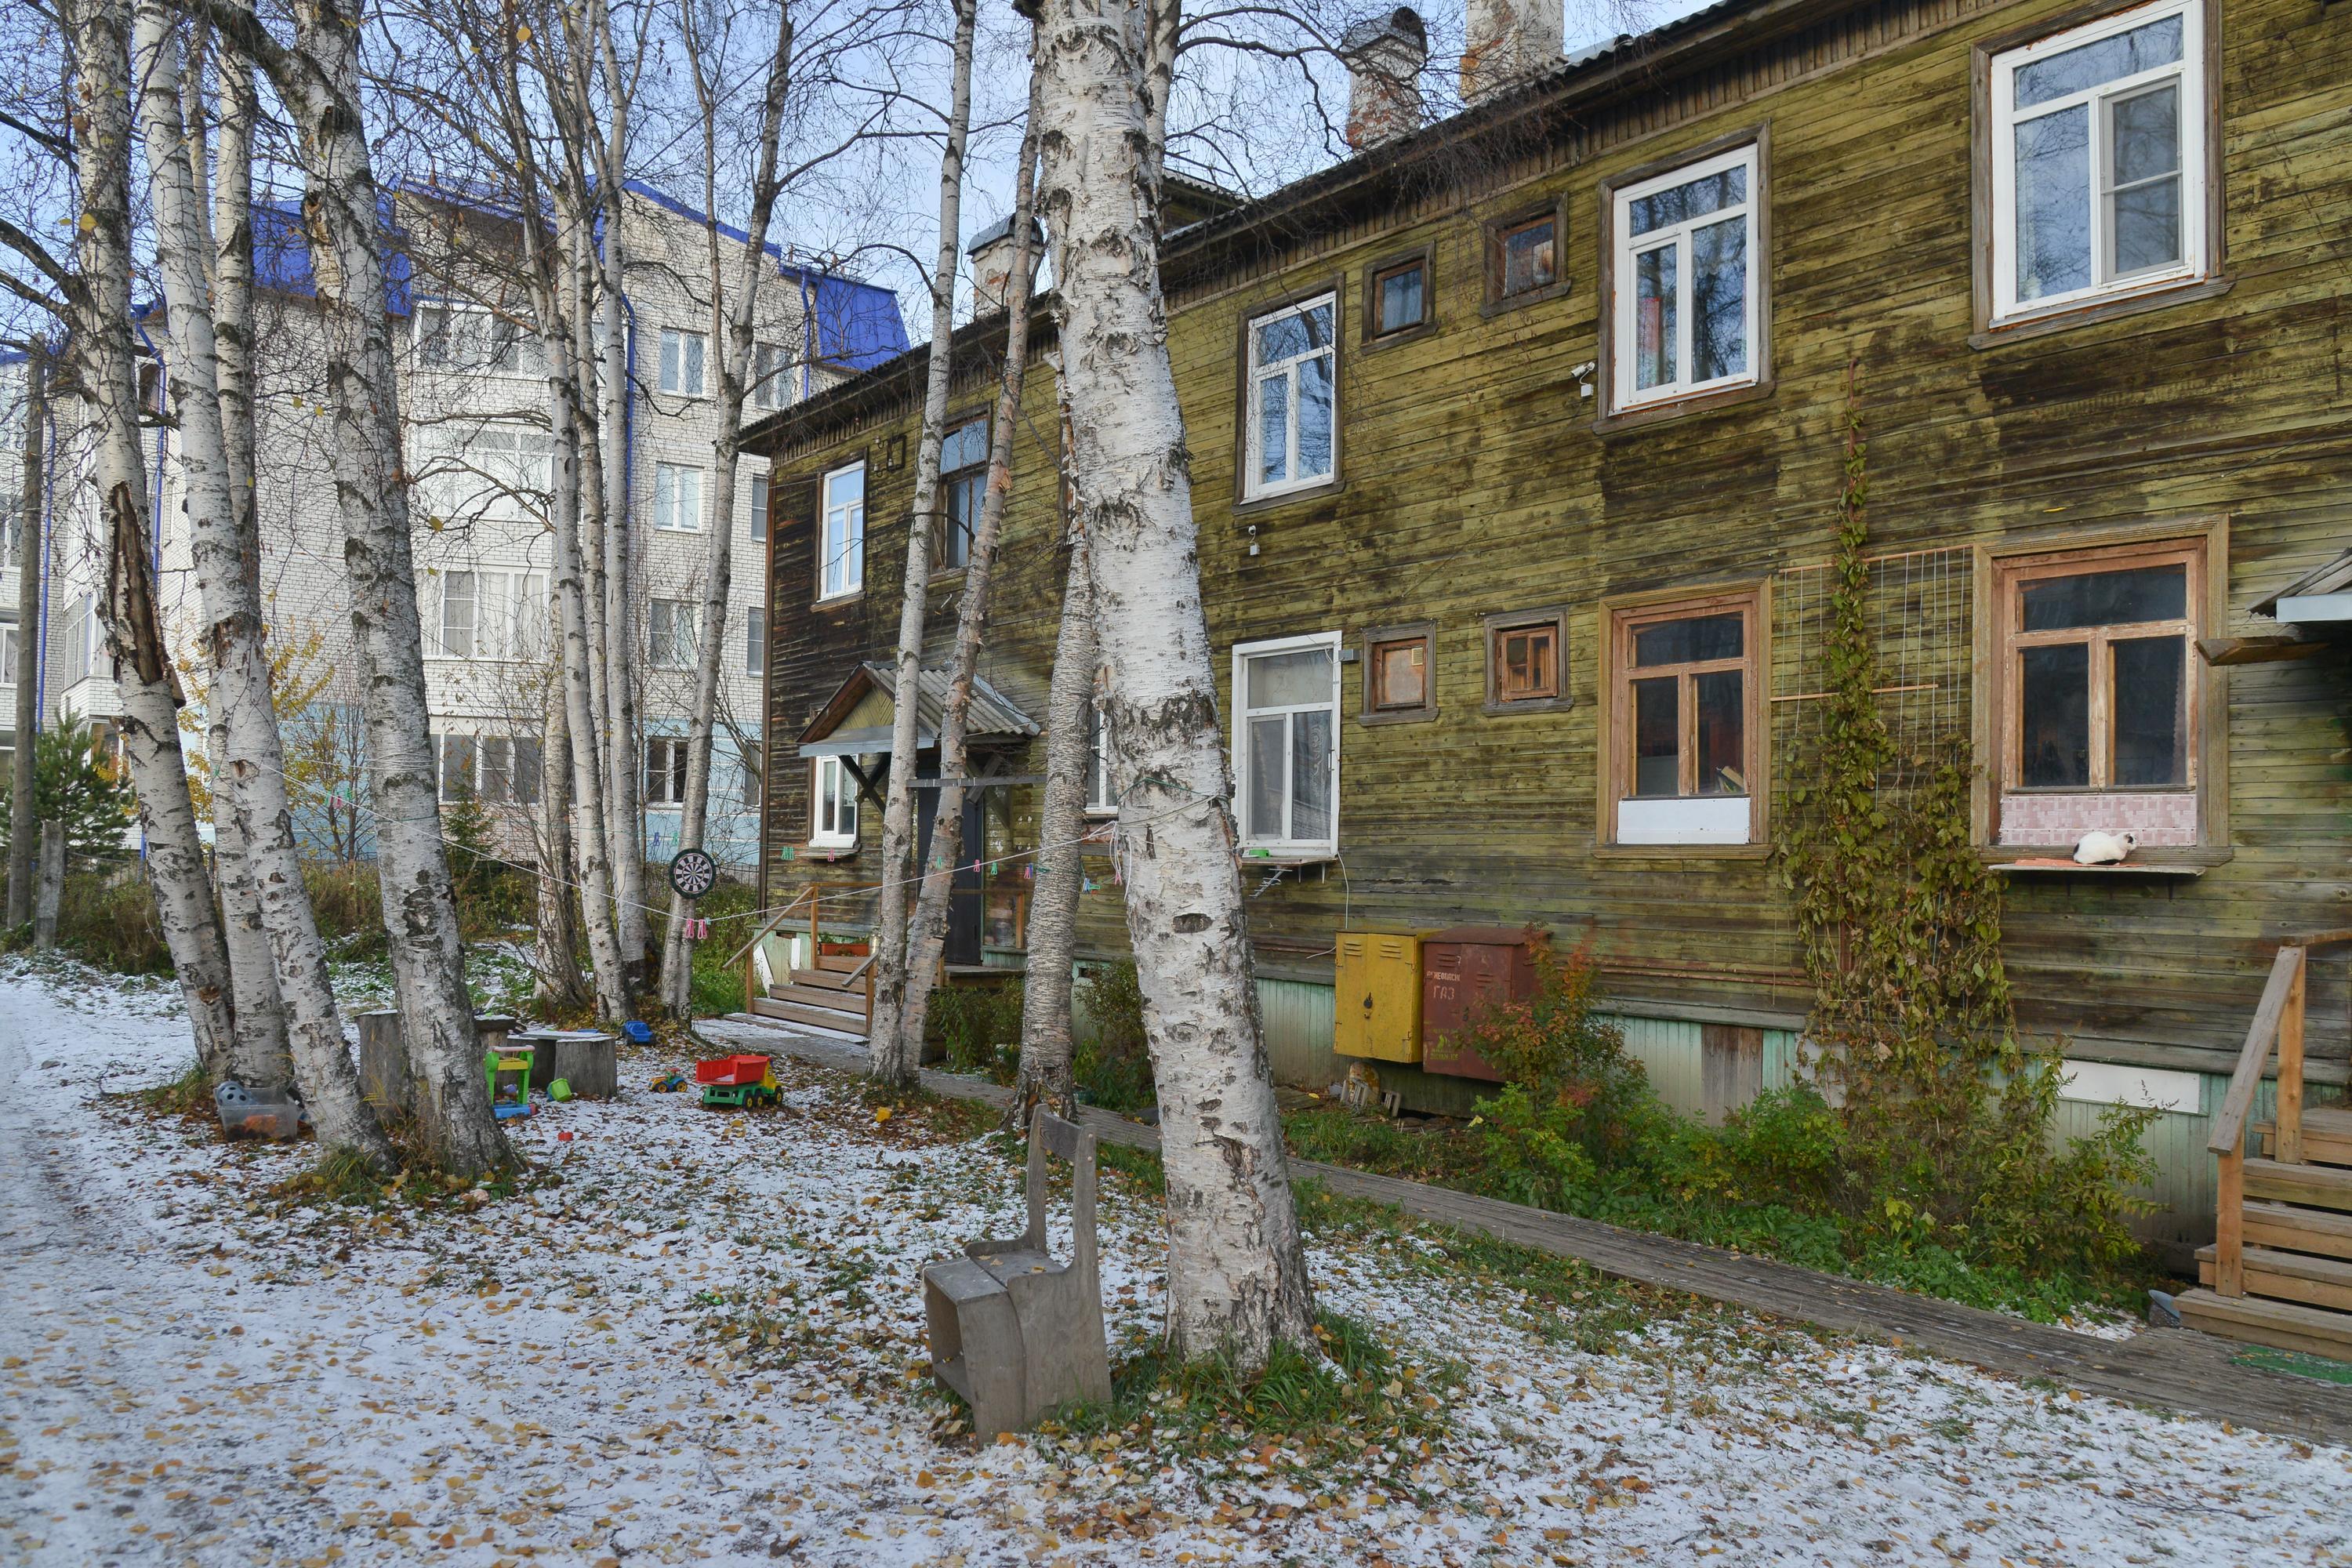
[1772, 546, 1974, 799]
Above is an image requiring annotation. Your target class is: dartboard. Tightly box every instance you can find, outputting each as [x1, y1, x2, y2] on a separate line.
[667, 848, 718, 901]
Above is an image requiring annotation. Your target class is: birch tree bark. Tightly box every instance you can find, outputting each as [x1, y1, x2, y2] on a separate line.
[1031, 0, 1316, 1370]
[902, 76, 1044, 1062]
[196, 0, 512, 1175]
[7, 342, 42, 931]
[67, 0, 239, 1083]
[1011, 474, 1094, 1123]
[656, 2, 796, 1016]
[866, 0, 979, 1084]
[135, 1, 392, 1164]
[192, 36, 294, 1092]
[533, 675, 590, 1011]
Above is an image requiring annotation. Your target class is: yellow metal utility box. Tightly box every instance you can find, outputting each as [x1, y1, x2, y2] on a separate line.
[1334, 931, 1422, 1062]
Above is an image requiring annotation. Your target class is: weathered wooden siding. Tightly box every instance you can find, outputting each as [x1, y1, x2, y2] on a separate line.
[753, 0, 2352, 1105]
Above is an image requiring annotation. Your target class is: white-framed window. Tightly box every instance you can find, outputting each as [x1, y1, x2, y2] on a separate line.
[413, 426, 554, 528]
[737, 742, 764, 812]
[1989, 0, 2207, 322]
[415, 303, 545, 378]
[478, 735, 542, 806]
[810, 755, 858, 846]
[644, 735, 689, 806]
[1612, 143, 1759, 411]
[748, 471, 769, 540]
[746, 607, 766, 676]
[437, 734, 478, 802]
[56, 593, 93, 691]
[659, 328, 708, 397]
[1243, 294, 1336, 501]
[819, 461, 865, 601]
[752, 343, 791, 410]
[938, 417, 988, 572]
[1232, 632, 1341, 853]
[649, 597, 699, 668]
[1083, 691, 1115, 815]
[0, 619, 17, 687]
[652, 462, 705, 533]
[433, 568, 545, 660]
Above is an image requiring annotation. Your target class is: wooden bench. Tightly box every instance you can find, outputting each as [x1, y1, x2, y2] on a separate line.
[923, 1107, 1112, 1436]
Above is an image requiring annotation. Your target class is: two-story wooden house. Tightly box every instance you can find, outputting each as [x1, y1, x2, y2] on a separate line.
[742, 0, 2352, 1283]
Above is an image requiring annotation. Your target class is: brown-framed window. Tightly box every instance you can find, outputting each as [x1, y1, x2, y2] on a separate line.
[1482, 607, 1570, 714]
[1989, 536, 2208, 847]
[1600, 586, 1765, 845]
[936, 415, 988, 572]
[1367, 252, 1429, 339]
[1361, 622, 1436, 724]
[1484, 202, 1566, 311]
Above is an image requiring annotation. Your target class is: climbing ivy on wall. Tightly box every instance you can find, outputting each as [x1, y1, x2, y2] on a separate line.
[1775, 363, 2154, 1274]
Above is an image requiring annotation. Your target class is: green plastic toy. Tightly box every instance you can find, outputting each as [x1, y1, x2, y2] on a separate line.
[549, 1078, 573, 1102]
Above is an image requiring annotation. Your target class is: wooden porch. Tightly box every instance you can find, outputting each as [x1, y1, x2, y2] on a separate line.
[2180, 935, 2352, 1360]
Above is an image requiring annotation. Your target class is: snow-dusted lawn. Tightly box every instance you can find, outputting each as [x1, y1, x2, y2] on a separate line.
[2, 960, 2347, 1568]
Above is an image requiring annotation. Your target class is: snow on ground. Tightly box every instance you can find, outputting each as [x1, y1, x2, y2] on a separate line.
[3, 958, 2348, 1568]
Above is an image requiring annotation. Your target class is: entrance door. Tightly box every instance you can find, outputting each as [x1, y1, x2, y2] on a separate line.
[913, 782, 985, 968]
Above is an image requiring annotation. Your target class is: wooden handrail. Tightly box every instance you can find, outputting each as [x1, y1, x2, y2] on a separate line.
[2207, 946, 2307, 1156]
[2208, 943, 2310, 1300]
[724, 887, 814, 971]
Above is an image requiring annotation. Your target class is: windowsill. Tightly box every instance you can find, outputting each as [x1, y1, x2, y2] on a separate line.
[1358, 706, 1439, 727]
[1595, 377, 1773, 437]
[800, 841, 861, 861]
[1238, 848, 1337, 867]
[1594, 842, 1770, 860]
[1480, 280, 1570, 319]
[812, 590, 863, 610]
[1482, 695, 1574, 717]
[1980, 844, 2229, 876]
[1359, 321, 1436, 355]
[1233, 477, 1342, 517]
[1970, 274, 2231, 350]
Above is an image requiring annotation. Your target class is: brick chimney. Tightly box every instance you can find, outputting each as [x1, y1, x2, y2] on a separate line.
[967, 215, 1043, 316]
[1339, 8, 1428, 150]
[1462, 0, 1562, 103]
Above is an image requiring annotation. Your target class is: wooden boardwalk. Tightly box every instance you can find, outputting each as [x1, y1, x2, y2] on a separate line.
[718, 1018, 2352, 1447]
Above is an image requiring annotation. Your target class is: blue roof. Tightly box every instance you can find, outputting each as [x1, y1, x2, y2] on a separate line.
[619, 182, 906, 371]
[243, 183, 903, 372]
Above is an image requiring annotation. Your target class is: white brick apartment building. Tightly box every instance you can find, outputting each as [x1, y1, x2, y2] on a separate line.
[10, 183, 906, 872]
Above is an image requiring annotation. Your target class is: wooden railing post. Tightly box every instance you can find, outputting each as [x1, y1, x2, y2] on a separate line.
[809, 892, 822, 973]
[2216, 1146, 2245, 1297]
[2277, 946, 2307, 1164]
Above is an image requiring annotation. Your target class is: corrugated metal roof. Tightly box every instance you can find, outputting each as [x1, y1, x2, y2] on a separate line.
[797, 661, 1040, 757]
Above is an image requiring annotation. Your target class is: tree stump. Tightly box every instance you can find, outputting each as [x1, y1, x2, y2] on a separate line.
[357, 1010, 411, 1113]
[517, 1029, 618, 1100]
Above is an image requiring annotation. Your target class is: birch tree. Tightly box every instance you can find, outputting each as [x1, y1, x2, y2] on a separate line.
[655, 0, 797, 1016]
[58, 0, 241, 1082]
[134, 2, 393, 1166]
[1030, 0, 1315, 1369]
[190, 0, 512, 1176]
[866, 0, 979, 1084]
[900, 71, 1041, 1062]
[7, 341, 43, 931]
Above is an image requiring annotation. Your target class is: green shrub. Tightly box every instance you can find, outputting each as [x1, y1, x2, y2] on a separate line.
[926, 982, 1023, 1078]
[1074, 960, 1155, 1112]
[0, 716, 139, 875]
[304, 861, 386, 960]
[55, 873, 172, 974]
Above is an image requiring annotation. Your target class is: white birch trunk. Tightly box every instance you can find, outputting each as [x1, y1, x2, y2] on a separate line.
[197, 36, 292, 1093]
[68, 0, 239, 1083]
[1013, 476, 1094, 1123]
[238, 0, 511, 1176]
[593, 95, 646, 994]
[135, 2, 392, 1164]
[1033, 0, 1316, 1369]
[866, 0, 980, 1083]
[657, 9, 797, 1016]
[6, 343, 42, 929]
[902, 79, 1044, 1059]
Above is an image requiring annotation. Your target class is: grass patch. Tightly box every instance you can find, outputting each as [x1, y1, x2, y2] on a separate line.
[137, 1058, 215, 1119]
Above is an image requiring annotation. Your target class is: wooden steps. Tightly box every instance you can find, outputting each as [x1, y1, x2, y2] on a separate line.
[2173, 1287, 2352, 1361]
[2256, 1106, 2352, 1167]
[2242, 1156, 2352, 1211]
[2198, 1243, 2352, 1314]
[749, 993, 869, 1037]
[2241, 1200, 2352, 1261]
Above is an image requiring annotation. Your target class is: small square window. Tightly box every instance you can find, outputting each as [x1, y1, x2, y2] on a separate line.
[1370, 258, 1428, 338]
[1359, 623, 1436, 724]
[1501, 219, 1555, 296]
[1482, 608, 1571, 714]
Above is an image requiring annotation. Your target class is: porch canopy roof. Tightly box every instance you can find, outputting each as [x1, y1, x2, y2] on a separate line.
[2252, 548, 2352, 625]
[795, 661, 1040, 758]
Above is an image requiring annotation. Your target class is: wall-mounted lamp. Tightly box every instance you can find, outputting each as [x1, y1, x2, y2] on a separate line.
[1570, 361, 1597, 400]
[1247, 523, 1261, 557]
